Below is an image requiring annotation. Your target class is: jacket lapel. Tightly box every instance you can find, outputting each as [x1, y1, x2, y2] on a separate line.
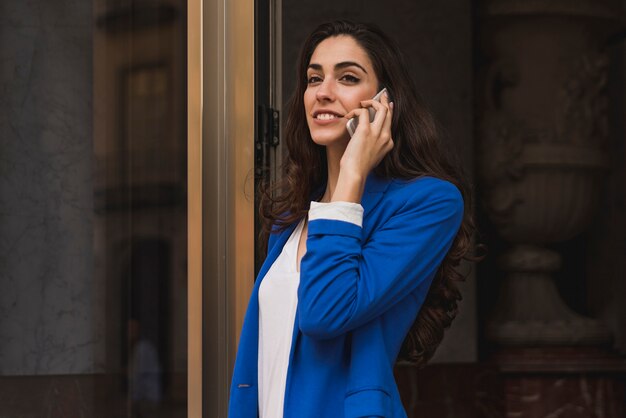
[360, 171, 391, 216]
[231, 222, 297, 389]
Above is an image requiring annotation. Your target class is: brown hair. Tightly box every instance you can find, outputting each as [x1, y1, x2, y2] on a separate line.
[259, 20, 478, 366]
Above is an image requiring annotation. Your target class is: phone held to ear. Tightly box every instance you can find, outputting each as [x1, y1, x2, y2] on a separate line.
[346, 87, 388, 137]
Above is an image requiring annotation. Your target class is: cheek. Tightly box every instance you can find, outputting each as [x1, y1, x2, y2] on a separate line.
[345, 89, 374, 109]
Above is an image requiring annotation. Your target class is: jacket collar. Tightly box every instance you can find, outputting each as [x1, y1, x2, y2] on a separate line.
[266, 171, 391, 280]
[256, 171, 392, 289]
[360, 171, 391, 214]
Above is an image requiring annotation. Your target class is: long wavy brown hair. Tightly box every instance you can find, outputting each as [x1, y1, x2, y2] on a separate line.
[259, 20, 478, 367]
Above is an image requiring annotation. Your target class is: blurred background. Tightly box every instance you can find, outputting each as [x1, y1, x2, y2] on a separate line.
[0, 0, 625, 417]
[1, 0, 187, 416]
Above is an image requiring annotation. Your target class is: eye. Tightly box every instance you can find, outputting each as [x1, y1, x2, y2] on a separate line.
[307, 75, 322, 84]
[340, 74, 360, 83]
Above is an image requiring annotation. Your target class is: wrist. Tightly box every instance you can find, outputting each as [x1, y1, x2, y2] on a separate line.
[331, 170, 366, 203]
[338, 160, 367, 181]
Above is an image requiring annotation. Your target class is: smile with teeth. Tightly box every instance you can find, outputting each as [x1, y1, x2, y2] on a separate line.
[316, 113, 340, 120]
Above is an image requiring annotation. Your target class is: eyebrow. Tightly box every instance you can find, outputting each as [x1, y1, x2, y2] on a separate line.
[307, 61, 368, 74]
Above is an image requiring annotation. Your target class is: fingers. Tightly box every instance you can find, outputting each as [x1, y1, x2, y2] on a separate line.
[378, 90, 393, 140]
[359, 98, 387, 130]
[345, 91, 394, 145]
[362, 95, 393, 150]
[381, 99, 393, 138]
[344, 107, 366, 120]
[362, 91, 392, 133]
[340, 91, 394, 174]
[344, 107, 372, 133]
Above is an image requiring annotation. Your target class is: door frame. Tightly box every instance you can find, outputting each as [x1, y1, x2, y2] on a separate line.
[188, 0, 256, 416]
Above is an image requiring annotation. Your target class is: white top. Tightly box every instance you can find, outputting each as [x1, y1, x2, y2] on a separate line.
[258, 218, 304, 418]
[257, 201, 363, 418]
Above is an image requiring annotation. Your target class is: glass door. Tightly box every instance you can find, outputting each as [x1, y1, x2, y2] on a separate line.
[0, 0, 261, 415]
[1, 0, 187, 416]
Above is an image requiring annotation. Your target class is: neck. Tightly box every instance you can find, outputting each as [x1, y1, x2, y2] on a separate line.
[321, 142, 347, 203]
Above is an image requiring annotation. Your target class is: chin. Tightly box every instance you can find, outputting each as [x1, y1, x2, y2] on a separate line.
[309, 127, 350, 147]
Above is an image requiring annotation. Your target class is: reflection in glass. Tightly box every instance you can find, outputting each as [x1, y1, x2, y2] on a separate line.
[0, 0, 187, 416]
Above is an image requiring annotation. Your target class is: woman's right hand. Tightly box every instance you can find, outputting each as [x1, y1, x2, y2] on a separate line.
[331, 90, 394, 203]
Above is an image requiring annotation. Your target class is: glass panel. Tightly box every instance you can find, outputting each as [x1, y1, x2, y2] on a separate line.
[0, 0, 187, 416]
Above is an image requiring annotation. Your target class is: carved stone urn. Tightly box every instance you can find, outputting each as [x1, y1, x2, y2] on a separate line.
[476, 0, 624, 345]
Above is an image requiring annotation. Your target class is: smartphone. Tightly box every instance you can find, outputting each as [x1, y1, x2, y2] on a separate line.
[346, 88, 387, 137]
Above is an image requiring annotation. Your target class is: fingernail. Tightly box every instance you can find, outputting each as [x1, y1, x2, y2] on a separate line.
[389, 101, 394, 109]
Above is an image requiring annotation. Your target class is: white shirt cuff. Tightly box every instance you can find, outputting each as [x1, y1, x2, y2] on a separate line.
[309, 201, 364, 227]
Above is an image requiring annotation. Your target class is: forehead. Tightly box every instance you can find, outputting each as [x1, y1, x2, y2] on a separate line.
[308, 35, 373, 71]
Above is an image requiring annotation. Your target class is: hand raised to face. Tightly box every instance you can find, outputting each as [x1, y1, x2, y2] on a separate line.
[341, 89, 394, 179]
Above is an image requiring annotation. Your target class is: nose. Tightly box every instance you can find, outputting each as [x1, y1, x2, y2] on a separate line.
[315, 79, 335, 101]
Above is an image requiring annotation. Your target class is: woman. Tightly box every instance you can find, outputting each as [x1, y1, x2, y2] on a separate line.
[229, 20, 474, 418]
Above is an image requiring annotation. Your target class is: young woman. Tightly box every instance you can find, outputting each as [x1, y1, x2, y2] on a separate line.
[228, 20, 474, 418]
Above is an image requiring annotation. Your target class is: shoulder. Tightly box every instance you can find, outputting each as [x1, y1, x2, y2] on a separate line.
[361, 175, 464, 237]
[387, 176, 463, 212]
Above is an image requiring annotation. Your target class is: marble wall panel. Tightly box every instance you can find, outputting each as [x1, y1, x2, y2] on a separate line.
[394, 363, 504, 417]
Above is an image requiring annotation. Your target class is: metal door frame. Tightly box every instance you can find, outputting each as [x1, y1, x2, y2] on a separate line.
[188, 0, 256, 416]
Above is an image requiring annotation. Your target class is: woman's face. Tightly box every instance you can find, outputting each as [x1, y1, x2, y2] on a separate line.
[304, 35, 380, 147]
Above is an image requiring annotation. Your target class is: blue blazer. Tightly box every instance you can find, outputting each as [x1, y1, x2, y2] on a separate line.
[228, 174, 464, 418]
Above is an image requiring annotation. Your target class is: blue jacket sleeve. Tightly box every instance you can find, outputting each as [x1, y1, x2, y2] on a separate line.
[297, 180, 464, 339]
